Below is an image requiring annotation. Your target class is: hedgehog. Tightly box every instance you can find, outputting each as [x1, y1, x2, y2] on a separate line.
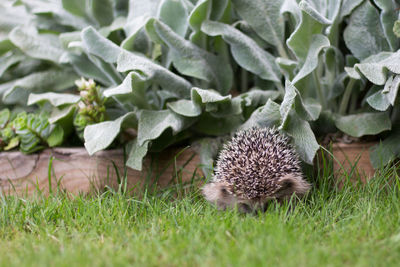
[202, 127, 311, 213]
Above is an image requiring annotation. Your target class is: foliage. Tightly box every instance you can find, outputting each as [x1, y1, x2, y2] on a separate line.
[1, 0, 400, 169]
[0, 108, 63, 153]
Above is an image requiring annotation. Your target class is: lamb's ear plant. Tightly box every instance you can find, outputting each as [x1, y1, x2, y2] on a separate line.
[0, 0, 400, 170]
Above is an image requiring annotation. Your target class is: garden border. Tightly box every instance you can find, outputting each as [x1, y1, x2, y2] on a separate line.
[0, 147, 203, 196]
[0, 143, 377, 196]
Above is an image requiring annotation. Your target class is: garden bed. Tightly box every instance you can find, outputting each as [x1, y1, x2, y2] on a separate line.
[0, 147, 202, 196]
[0, 141, 380, 196]
[331, 142, 376, 185]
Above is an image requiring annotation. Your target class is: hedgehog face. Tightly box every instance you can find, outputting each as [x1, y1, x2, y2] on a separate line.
[202, 173, 310, 213]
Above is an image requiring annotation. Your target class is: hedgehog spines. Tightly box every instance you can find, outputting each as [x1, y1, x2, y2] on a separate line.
[210, 127, 306, 200]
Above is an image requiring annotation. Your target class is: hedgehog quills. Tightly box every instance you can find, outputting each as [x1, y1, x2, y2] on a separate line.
[202, 127, 311, 213]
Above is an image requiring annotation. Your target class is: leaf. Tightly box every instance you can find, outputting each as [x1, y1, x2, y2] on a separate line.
[344, 66, 362, 80]
[373, 0, 399, 51]
[193, 113, 243, 135]
[62, 0, 86, 17]
[385, 75, 400, 106]
[287, 5, 326, 62]
[191, 87, 231, 104]
[281, 0, 301, 26]
[292, 34, 330, 84]
[369, 91, 388, 110]
[167, 99, 202, 117]
[280, 81, 297, 127]
[21, 0, 90, 29]
[188, 0, 211, 32]
[299, 1, 333, 25]
[84, 112, 137, 155]
[201, 21, 281, 82]
[167, 87, 232, 117]
[117, 50, 192, 98]
[193, 136, 224, 180]
[81, 26, 121, 64]
[324, 47, 345, 85]
[159, 0, 189, 37]
[367, 75, 400, 111]
[287, 1, 340, 45]
[4, 137, 19, 151]
[369, 126, 400, 168]
[188, 0, 228, 31]
[394, 20, 400, 38]
[28, 93, 80, 107]
[85, 54, 123, 86]
[103, 71, 150, 109]
[49, 105, 76, 124]
[353, 51, 400, 85]
[285, 112, 319, 164]
[340, 0, 364, 18]
[343, 1, 390, 61]
[239, 89, 281, 107]
[0, 4, 31, 39]
[67, 53, 114, 86]
[146, 19, 233, 95]
[137, 109, 193, 146]
[2, 70, 78, 105]
[0, 51, 25, 77]
[9, 27, 64, 63]
[0, 108, 10, 128]
[125, 139, 149, 171]
[121, 16, 150, 51]
[240, 99, 281, 130]
[280, 81, 321, 128]
[335, 112, 392, 137]
[0, 39, 15, 56]
[123, 0, 159, 51]
[47, 124, 64, 147]
[276, 57, 298, 80]
[126, 0, 160, 26]
[366, 86, 390, 111]
[231, 0, 285, 52]
[90, 0, 114, 26]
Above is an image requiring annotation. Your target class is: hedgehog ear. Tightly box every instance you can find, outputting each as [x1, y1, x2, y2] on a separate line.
[274, 173, 311, 198]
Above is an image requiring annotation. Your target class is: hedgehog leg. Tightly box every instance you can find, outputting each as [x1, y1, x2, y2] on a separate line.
[273, 173, 311, 200]
[202, 182, 239, 210]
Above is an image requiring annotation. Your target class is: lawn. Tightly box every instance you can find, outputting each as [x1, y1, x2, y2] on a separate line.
[1, 163, 400, 267]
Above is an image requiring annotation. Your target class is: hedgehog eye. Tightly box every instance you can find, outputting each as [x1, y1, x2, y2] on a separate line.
[220, 187, 228, 195]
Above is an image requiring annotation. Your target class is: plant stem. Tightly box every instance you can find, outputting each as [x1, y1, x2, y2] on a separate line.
[240, 68, 248, 92]
[313, 71, 327, 109]
[275, 82, 285, 96]
[391, 105, 400, 123]
[277, 42, 289, 59]
[339, 78, 356, 115]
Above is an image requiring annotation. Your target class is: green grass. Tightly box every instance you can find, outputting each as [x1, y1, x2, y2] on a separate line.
[1, 161, 400, 267]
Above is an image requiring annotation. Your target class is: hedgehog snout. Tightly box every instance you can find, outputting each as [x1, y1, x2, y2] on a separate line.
[202, 182, 237, 210]
[202, 182, 273, 213]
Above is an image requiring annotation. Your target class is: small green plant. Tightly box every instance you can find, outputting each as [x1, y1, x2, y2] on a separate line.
[73, 78, 107, 138]
[0, 109, 19, 151]
[0, 108, 64, 153]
